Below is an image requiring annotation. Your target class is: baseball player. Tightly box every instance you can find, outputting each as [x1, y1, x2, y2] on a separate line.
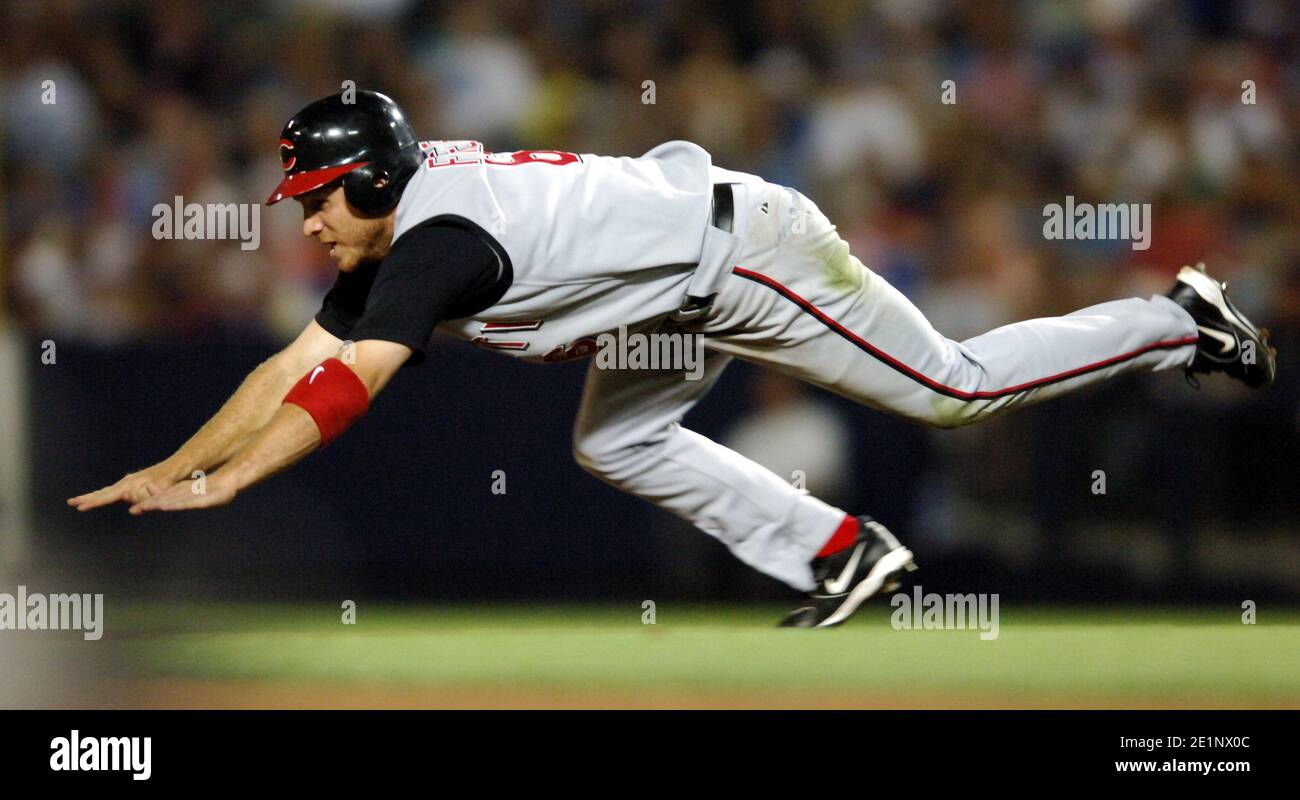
[68, 91, 1277, 627]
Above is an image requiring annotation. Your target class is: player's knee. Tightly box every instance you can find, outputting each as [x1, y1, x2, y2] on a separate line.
[572, 431, 618, 478]
[573, 429, 657, 480]
[572, 443, 603, 476]
[915, 401, 984, 430]
[921, 413, 968, 430]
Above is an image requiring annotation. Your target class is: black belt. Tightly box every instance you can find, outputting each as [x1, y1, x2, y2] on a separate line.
[711, 182, 735, 233]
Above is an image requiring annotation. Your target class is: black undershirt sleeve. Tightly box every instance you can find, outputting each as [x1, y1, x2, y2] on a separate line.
[313, 221, 510, 367]
[314, 261, 378, 339]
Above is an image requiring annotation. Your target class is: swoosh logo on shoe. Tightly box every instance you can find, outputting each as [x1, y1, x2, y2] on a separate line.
[1198, 326, 1236, 355]
[309, 365, 326, 384]
[824, 542, 865, 595]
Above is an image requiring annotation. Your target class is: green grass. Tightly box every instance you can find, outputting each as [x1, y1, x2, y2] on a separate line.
[113, 603, 1300, 700]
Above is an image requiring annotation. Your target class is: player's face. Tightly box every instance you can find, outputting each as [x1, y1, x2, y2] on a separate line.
[297, 185, 393, 271]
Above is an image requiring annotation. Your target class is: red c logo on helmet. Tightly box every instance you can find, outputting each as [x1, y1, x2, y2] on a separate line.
[279, 139, 296, 172]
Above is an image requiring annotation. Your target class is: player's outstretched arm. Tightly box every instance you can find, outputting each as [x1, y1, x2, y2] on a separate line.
[126, 339, 411, 514]
[66, 320, 346, 512]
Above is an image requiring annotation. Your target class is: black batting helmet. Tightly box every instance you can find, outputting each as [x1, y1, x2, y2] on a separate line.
[266, 90, 421, 216]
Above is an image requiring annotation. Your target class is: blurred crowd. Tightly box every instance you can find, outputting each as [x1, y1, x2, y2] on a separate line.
[4, 0, 1297, 344]
[4, 0, 1298, 585]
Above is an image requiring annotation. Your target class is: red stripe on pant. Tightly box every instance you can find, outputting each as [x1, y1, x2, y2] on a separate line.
[730, 266, 1198, 401]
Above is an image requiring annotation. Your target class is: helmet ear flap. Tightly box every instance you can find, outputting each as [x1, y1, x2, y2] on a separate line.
[341, 163, 385, 216]
[341, 143, 419, 216]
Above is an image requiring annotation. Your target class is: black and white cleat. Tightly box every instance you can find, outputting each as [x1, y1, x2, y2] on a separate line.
[1166, 262, 1277, 389]
[778, 517, 917, 629]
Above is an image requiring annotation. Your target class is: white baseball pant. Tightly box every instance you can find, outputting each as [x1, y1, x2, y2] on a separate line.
[572, 172, 1200, 590]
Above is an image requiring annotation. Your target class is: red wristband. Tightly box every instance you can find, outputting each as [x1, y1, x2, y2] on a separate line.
[283, 358, 371, 446]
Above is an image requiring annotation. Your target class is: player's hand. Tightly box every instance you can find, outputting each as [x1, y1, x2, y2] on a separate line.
[127, 473, 237, 515]
[67, 462, 185, 512]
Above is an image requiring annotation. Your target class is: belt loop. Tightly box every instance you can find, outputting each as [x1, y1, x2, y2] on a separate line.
[711, 183, 735, 233]
[673, 291, 717, 322]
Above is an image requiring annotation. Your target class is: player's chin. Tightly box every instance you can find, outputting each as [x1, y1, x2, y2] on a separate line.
[343, 253, 385, 272]
[334, 248, 363, 271]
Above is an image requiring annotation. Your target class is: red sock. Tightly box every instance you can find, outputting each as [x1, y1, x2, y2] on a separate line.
[816, 515, 859, 558]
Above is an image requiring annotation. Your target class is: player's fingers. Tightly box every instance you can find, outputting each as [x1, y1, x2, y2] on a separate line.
[141, 485, 229, 513]
[126, 481, 169, 504]
[128, 492, 165, 514]
[130, 497, 180, 514]
[129, 485, 185, 514]
[67, 487, 110, 505]
[128, 498, 157, 515]
[68, 485, 128, 510]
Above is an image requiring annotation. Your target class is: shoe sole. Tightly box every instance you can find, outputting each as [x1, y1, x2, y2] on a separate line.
[815, 546, 915, 628]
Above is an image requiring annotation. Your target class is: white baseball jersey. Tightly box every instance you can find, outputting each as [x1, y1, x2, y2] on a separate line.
[393, 139, 721, 362]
